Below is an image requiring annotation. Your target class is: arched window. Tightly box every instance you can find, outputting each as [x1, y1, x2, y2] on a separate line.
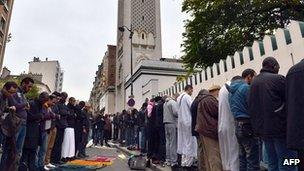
[142, 33, 145, 39]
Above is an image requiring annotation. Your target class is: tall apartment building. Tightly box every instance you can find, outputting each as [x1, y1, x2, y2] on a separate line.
[99, 45, 116, 114]
[28, 57, 64, 92]
[0, 0, 14, 72]
[90, 45, 116, 115]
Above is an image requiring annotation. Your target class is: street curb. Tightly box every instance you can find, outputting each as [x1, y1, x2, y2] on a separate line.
[109, 143, 168, 171]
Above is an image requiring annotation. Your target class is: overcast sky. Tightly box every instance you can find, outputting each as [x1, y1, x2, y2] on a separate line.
[3, 0, 187, 101]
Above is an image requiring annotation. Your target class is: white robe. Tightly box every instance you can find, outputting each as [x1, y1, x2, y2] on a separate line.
[177, 92, 197, 158]
[61, 128, 75, 158]
[218, 82, 239, 171]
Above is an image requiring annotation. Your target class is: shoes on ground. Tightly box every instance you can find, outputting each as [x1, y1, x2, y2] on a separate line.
[45, 163, 56, 168]
[77, 154, 85, 159]
[75, 156, 82, 159]
[60, 158, 68, 163]
[159, 162, 166, 167]
[164, 161, 171, 166]
[152, 160, 160, 165]
[44, 166, 51, 171]
[53, 160, 66, 165]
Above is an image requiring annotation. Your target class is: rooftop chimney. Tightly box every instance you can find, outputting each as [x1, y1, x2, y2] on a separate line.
[33, 57, 40, 62]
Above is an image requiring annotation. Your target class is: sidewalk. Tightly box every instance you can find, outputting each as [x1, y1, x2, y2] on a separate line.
[108, 142, 171, 171]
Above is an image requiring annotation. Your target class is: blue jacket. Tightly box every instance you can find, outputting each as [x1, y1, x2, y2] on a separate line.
[228, 80, 250, 119]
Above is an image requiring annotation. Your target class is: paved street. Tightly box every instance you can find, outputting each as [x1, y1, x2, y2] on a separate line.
[83, 146, 152, 171]
[0, 146, 151, 171]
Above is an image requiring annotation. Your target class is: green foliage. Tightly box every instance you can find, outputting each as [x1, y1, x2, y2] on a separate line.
[176, 75, 186, 82]
[26, 85, 39, 100]
[0, 77, 20, 88]
[182, 0, 304, 70]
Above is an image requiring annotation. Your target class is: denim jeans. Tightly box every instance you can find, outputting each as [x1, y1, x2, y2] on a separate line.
[119, 128, 125, 143]
[36, 131, 48, 168]
[79, 132, 89, 156]
[126, 127, 134, 147]
[0, 135, 17, 171]
[16, 122, 26, 161]
[0, 130, 3, 147]
[134, 126, 139, 147]
[93, 129, 104, 146]
[235, 120, 260, 171]
[260, 140, 269, 168]
[263, 138, 298, 171]
[139, 127, 146, 153]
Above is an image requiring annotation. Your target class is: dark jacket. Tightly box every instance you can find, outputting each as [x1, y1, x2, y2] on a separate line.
[195, 90, 219, 140]
[39, 107, 56, 132]
[155, 101, 165, 127]
[82, 109, 91, 130]
[113, 114, 120, 128]
[23, 100, 43, 149]
[191, 91, 205, 137]
[93, 115, 104, 131]
[118, 113, 126, 129]
[104, 117, 112, 131]
[67, 103, 76, 128]
[286, 60, 304, 149]
[0, 90, 10, 125]
[229, 80, 250, 119]
[50, 105, 59, 129]
[56, 102, 70, 129]
[125, 113, 136, 128]
[9, 87, 28, 120]
[248, 69, 286, 138]
[75, 105, 86, 130]
[148, 103, 158, 126]
[138, 107, 147, 127]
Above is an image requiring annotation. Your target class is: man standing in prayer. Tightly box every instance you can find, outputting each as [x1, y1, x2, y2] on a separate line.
[218, 77, 240, 171]
[196, 88, 222, 171]
[177, 85, 197, 169]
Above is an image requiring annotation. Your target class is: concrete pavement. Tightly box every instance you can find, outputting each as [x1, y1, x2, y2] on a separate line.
[108, 142, 171, 171]
[86, 146, 139, 171]
[0, 146, 152, 171]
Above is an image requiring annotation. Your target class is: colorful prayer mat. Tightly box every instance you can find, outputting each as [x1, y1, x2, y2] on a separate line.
[66, 156, 115, 167]
[50, 156, 115, 170]
[51, 165, 102, 171]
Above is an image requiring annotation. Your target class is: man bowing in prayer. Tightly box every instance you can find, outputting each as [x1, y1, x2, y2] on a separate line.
[177, 85, 197, 169]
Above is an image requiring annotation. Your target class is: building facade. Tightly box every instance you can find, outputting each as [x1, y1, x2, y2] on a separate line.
[99, 45, 116, 114]
[28, 57, 64, 92]
[115, 0, 162, 112]
[160, 21, 304, 99]
[89, 64, 103, 115]
[90, 45, 117, 115]
[0, 0, 14, 72]
[124, 59, 187, 110]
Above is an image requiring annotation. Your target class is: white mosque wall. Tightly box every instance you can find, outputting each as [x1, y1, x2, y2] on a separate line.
[126, 74, 181, 109]
[160, 20, 304, 98]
